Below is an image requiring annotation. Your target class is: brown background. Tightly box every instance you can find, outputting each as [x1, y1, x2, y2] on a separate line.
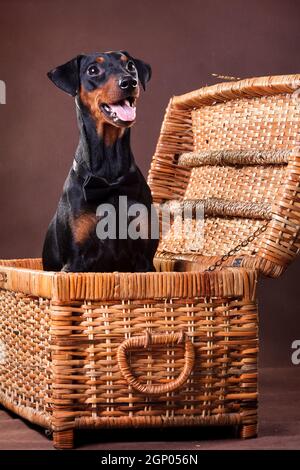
[0, 0, 299, 367]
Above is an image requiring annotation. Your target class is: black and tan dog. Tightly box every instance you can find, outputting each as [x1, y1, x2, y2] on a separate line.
[42, 51, 158, 272]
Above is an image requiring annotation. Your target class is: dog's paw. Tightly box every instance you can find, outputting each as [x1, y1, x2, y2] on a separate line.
[61, 264, 71, 272]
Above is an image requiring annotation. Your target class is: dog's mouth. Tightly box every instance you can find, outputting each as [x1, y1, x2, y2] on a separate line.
[100, 96, 136, 126]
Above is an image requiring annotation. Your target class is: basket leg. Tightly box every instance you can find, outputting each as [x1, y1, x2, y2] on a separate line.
[239, 423, 257, 439]
[53, 429, 74, 449]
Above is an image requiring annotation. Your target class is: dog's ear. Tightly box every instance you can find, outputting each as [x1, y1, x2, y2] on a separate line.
[47, 55, 84, 96]
[132, 58, 152, 91]
[120, 51, 152, 91]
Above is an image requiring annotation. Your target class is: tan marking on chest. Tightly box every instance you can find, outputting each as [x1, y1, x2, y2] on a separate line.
[72, 213, 97, 244]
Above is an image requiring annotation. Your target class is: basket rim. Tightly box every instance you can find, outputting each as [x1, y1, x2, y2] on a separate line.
[0, 258, 257, 301]
[172, 73, 300, 109]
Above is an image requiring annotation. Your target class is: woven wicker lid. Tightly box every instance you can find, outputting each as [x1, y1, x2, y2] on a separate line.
[148, 74, 300, 277]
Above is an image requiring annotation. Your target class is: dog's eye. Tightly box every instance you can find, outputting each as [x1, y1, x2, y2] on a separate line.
[87, 65, 103, 77]
[126, 61, 136, 73]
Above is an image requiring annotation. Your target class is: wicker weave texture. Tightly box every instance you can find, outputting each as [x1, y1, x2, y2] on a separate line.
[0, 290, 51, 428]
[149, 74, 300, 277]
[51, 295, 257, 430]
[0, 262, 258, 446]
[192, 94, 298, 152]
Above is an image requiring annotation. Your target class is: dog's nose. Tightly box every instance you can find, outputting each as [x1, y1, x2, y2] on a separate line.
[119, 76, 138, 90]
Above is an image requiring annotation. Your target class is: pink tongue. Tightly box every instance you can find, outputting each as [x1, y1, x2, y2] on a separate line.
[110, 101, 136, 122]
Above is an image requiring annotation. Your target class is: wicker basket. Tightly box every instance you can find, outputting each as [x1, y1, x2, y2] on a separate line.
[0, 260, 258, 448]
[0, 74, 299, 449]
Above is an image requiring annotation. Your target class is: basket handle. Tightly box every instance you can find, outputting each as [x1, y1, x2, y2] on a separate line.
[117, 331, 195, 395]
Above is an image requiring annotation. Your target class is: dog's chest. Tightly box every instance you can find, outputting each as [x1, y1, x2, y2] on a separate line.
[72, 195, 151, 245]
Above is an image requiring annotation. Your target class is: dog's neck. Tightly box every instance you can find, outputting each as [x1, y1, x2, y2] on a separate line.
[74, 99, 134, 180]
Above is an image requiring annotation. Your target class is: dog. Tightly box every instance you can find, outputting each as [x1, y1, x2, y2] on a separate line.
[42, 51, 158, 273]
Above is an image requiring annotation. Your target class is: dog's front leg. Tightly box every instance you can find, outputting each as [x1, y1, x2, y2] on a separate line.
[61, 264, 73, 273]
[61, 250, 89, 273]
[61, 257, 89, 273]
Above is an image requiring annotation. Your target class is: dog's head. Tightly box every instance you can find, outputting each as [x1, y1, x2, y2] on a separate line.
[47, 51, 151, 132]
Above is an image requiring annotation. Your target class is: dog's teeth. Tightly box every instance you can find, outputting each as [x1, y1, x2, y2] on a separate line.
[125, 99, 135, 108]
